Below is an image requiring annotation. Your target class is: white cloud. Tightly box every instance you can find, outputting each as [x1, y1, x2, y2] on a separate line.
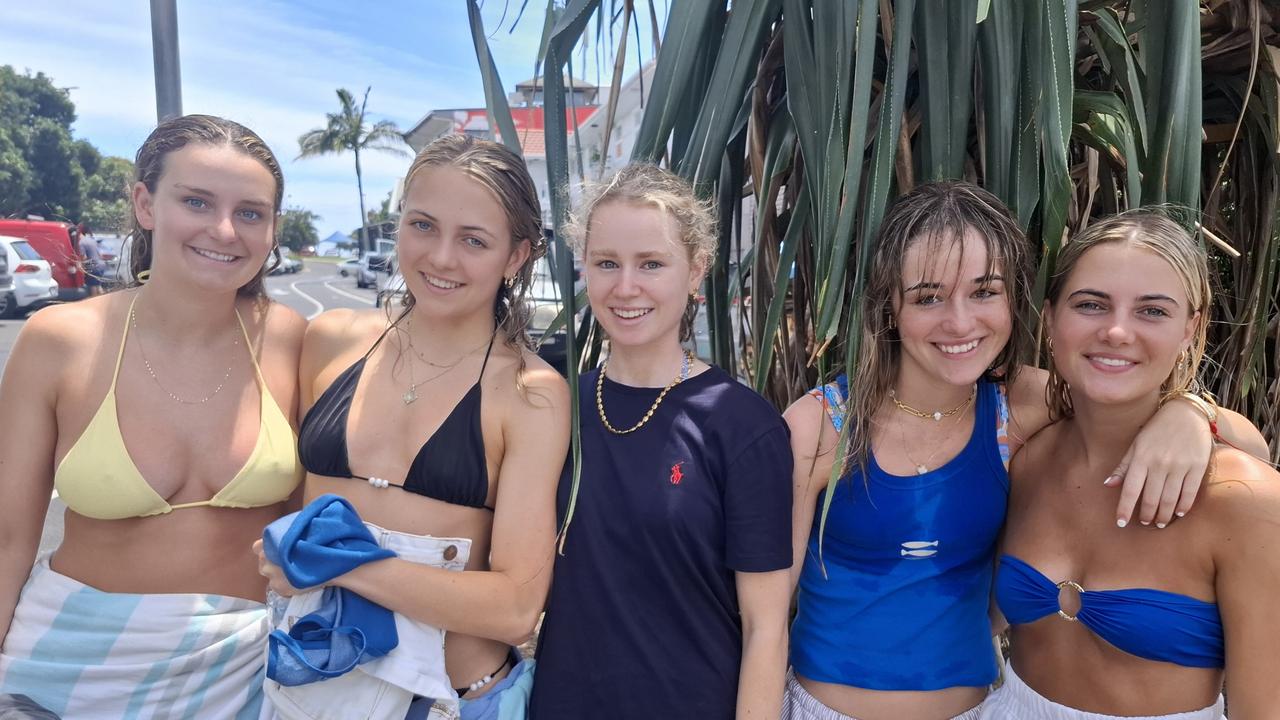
[0, 0, 657, 236]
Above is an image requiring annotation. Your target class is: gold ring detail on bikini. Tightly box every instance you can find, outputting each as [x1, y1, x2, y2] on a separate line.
[1055, 579, 1085, 622]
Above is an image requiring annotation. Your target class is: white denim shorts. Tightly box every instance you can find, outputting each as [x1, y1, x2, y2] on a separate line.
[781, 670, 983, 720]
[264, 523, 472, 720]
[979, 662, 1225, 720]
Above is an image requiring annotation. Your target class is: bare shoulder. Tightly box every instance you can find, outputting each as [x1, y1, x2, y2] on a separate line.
[508, 349, 570, 416]
[783, 392, 829, 459]
[1007, 365, 1052, 444]
[1007, 417, 1063, 490]
[1198, 448, 1280, 524]
[12, 292, 121, 363]
[302, 308, 385, 366]
[238, 298, 306, 356]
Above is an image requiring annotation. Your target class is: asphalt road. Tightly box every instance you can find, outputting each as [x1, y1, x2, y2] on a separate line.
[0, 260, 376, 556]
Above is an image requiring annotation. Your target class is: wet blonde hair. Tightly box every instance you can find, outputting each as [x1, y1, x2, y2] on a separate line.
[1044, 210, 1211, 420]
[567, 163, 717, 341]
[392, 135, 547, 379]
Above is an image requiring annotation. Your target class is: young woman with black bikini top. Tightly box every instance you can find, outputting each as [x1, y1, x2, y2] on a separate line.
[255, 134, 569, 702]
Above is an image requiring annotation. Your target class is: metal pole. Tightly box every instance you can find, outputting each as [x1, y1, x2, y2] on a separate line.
[150, 0, 182, 121]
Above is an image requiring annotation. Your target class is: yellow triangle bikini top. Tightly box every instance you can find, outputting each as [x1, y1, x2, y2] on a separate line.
[53, 295, 303, 520]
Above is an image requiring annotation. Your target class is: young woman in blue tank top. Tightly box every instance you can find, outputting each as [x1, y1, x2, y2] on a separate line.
[254, 136, 570, 718]
[529, 165, 794, 719]
[783, 183, 1267, 720]
[981, 212, 1278, 719]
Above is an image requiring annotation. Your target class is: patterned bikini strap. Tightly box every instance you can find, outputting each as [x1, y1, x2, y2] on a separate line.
[808, 381, 849, 433]
[993, 381, 1013, 470]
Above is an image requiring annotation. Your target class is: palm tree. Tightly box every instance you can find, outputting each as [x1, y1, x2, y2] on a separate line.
[298, 87, 408, 255]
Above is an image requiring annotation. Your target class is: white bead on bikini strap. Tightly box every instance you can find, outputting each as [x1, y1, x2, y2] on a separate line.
[468, 673, 494, 693]
[367, 477, 389, 489]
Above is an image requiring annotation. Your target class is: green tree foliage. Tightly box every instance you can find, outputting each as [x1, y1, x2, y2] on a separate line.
[297, 87, 408, 255]
[278, 207, 320, 252]
[81, 157, 135, 234]
[0, 65, 132, 226]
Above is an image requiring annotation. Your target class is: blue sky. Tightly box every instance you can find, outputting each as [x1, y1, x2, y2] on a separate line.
[0, 1, 661, 238]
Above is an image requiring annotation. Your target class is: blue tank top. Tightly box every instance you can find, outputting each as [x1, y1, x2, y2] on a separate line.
[789, 377, 1011, 691]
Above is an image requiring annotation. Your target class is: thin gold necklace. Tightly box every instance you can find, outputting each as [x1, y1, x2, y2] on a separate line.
[896, 399, 971, 474]
[888, 384, 976, 422]
[130, 304, 240, 405]
[400, 319, 494, 405]
[596, 350, 693, 434]
[404, 316, 492, 369]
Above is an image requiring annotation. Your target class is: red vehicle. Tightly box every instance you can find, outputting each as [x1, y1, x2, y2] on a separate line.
[0, 218, 86, 300]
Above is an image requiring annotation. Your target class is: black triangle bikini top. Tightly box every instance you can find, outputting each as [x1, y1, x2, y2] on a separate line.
[298, 328, 496, 511]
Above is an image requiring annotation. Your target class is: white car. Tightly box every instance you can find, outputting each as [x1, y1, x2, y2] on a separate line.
[337, 258, 361, 277]
[0, 234, 59, 318]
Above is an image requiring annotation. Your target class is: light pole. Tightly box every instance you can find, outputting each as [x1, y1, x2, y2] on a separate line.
[150, 0, 182, 121]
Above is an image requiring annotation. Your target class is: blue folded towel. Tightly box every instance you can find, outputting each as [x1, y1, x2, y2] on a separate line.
[263, 494, 399, 686]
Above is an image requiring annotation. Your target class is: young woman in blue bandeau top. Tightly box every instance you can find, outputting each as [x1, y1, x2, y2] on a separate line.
[0, 115, 306, 717]
[255, 135, 569, 716]
[981, 211, 1279, 719]
[782, 183, 1269, 720]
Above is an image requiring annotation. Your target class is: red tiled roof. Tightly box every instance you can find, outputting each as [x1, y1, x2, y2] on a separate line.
[514, 128, 545, 157]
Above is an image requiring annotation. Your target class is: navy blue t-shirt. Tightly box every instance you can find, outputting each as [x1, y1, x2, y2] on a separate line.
[530, 365, 793, 720]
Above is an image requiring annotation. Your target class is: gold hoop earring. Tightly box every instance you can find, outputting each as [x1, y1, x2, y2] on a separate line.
[504, 276, 516, 289]
[136, 269, 151, 283]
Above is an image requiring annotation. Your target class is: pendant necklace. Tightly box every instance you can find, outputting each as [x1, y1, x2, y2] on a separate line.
[894, 387, 975, 474]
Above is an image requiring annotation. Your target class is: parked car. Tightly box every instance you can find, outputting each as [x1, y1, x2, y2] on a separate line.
[0, 219, 86, 300]
[355, 253, 389, 289]
[269, 249, 304, 275]
[0, 235, 59, 318]
[337, 258, 361, 277]
[0, 239, 11, 309]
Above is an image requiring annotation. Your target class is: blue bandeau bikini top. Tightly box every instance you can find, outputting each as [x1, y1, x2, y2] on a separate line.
[995, 554, 1224, 669]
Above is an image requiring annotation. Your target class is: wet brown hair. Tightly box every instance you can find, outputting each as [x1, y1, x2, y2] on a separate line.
[128, 114, 284, 297]
[845, 181, 1033, 476]
[566, 163, 717, 342]
[392, 134, 547, 380]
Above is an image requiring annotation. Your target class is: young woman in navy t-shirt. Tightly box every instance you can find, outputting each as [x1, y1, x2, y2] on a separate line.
[782, 183, 1269, 720]
[529, 164, 794, 719]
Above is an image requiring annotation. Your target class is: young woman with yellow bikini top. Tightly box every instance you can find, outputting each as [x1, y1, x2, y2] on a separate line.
[0, 115, 305, 717]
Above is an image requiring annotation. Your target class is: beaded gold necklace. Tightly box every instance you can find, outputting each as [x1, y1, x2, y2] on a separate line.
[595, 350, 693, 435]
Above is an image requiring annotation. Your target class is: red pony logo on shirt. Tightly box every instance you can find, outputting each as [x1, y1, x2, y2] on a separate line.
[669, 461, 685, 485]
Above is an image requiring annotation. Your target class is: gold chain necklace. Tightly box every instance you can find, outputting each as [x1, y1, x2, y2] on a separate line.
[130, 305, 240, 405]
[896, 397, 971, 474]
[888, 384, 976, 422]
[400, 319, 495, 405]
[404, 316, 491, 369]
[596, 350, 693, 434]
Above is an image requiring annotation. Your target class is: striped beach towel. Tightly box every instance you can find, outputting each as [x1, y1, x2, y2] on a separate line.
[0, 556, 269, 719]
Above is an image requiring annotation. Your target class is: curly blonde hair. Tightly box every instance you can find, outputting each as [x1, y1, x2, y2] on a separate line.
[567, 164, 717, 341]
